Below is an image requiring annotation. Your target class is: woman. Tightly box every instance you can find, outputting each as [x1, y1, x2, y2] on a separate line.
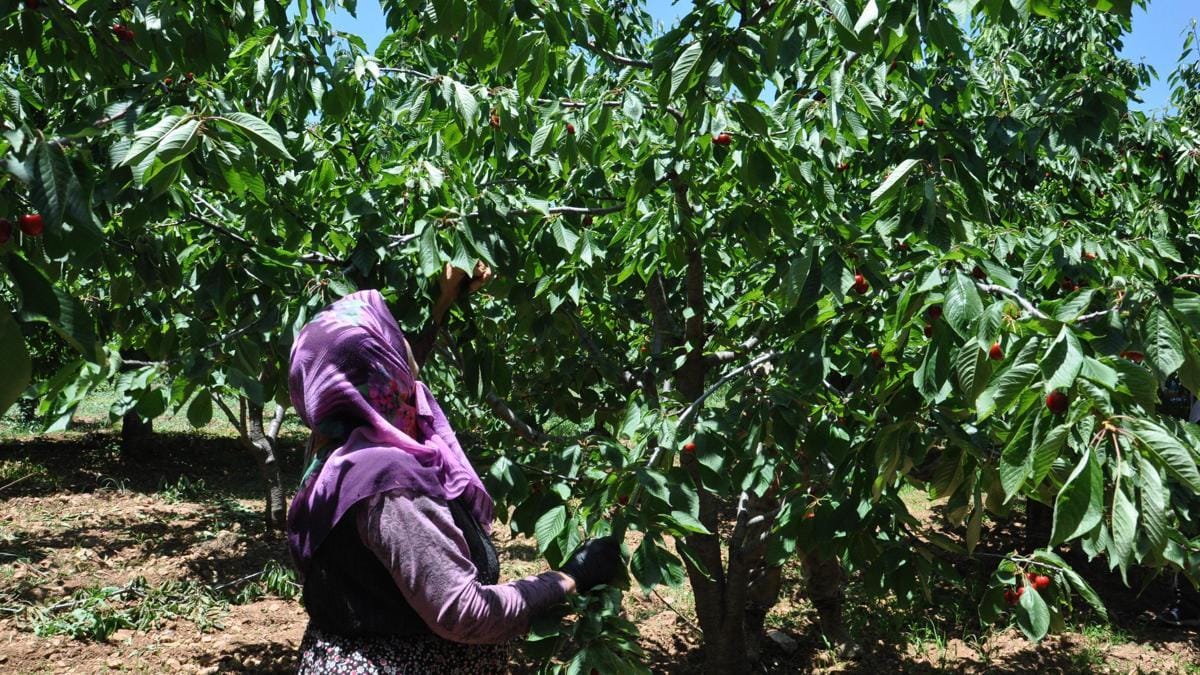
[287, 264, 622, 673]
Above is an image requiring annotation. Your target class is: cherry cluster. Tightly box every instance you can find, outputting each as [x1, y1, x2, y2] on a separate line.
[0, 214, 43, 244]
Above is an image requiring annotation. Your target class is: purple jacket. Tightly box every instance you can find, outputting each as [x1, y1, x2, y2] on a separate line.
[356, 489, 567, 643]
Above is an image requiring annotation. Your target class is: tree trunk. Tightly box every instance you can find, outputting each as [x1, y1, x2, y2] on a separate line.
[217, 396, 288, 531]
[120, 409, 154, 448]
[119, 350, 154, 455]
[803, 554, 860, 658]
[241, 402, 287, 530]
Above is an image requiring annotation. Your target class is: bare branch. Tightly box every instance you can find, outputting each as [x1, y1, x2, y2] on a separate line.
[702, 336, 762, 367]
[579, 41, 654, 69]
[975, 282, 1049, 320]
[267, 405, 286, 442]
[214, 396, 247, 437]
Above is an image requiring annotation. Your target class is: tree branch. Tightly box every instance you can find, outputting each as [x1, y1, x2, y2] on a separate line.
[266, 405, 286, 442]
[975, 282, 1049, 320]
[214, 396, 247, 437]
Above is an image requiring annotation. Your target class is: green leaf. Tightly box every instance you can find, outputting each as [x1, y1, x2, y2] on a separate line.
[977, 363, 1038, 421]
[999, 413, 1035, 500]
[854, 0, 880, 34]
[530, 122, 553, 156]
[1127, 419, 1200, 492]
[1136, 453, 1168, 557]
[534, 505, 568, 554]
[0, 302, 32, 417]
[453, 81, 478, 126]
[1110, 486, 1137, 581]
[552, 220, 579, 254]
[945, 272, 984, 338]
[630, 537, 686, 592]
[1016, 579, 1051, 641]
[1050, 449, 1102, 546]
[5, 254, 98, 359]
[419, 225, 442, 277]
[667, 510, 711, 535]
[870, 158, 920, 204]
[1143, 307, 1184, 377]
[155, 118, 202, 163]
[216, 112, 294, 160]
[669, 41, 703, 98]
[122, 114, 185, 166]
[1040, 326, 1083, 393]
[186, 391, 213, 428]
[29, 140, 73, 229]
[1031, 550, 1108, 621]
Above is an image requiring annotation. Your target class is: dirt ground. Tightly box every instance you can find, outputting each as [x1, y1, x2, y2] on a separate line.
[1, 432, 1197, 673]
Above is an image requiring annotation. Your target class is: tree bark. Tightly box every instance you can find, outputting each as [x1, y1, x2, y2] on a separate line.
[118, 350, 154, 455]
[217, 397, 287, 531]
[120, 409, 153, 447]
[802, 554, 860, 658]
[243, 402, 287, 530]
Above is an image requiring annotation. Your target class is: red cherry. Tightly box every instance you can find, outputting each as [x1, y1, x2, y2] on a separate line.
[1027, 572, 1038, 583]
[837, 162, 849, 172]
[852, 274, 868, 294]
[683, 442, 696, 453]
[1004, 589, 1018, 606]
[1060, 277, 1074, 291]
[923, 323, 933, 338]
[1016, 586, 1026, 599]
[489, 113, 501, 129]
[989, 342, 1004, 361]
[928, 305, 943, 321]
[971, 265, 987, 281]
[0, 219, 11, 245]
[1120, 350, 1144, 364]
[617, 494, 629, 506]
[582, 215, 593, 227]
[1045, 390, 1069, 415]
[916, 118, 925, 127]
[805, 511, 816, 520]
[566, 123, 575, 135]
[1083, 252, 1097, 261]
[163, 76, 173, 85]
[869, 348, 882, 365]
[896, 241, 910, 252]
[1034, 575, 1051, 591]
[185, 72, 195, 81]
[18, 214, 43, 237]
[712, 132, 732, 146]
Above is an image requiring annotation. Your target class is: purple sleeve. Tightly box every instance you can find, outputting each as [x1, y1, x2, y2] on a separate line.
[356, 490, 567, 644]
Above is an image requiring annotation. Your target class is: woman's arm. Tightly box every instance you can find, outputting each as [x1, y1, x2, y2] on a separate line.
[408, 262, 493, 370]
[357, 489, 571, 644]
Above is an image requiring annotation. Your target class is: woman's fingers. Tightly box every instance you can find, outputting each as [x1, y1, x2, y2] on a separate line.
[468, 261, 493, 293]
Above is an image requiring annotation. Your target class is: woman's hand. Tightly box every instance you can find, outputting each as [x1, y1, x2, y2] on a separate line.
[559, 536, 623, 593]
[430, 261, 494, 329]
[437, 261, 493, 303]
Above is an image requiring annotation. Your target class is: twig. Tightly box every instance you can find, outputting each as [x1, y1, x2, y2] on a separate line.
[975, 282, 1049, 320]
[0, 473, 37, 493]
[651, 588, 701, 633]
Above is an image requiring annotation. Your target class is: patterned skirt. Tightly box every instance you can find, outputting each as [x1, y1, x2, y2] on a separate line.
[298, 624, 514, 674]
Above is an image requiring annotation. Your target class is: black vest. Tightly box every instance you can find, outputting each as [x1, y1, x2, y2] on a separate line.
[303, 497, 500, 637]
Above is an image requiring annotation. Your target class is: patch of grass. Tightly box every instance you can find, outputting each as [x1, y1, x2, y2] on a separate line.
[0, 458, 60, 493]
[1077, 620, 1131, 646]
[26, 557, 302, 642]
[30, 577, 227, 641]
[156, 475, 209, 504]
[230, 560, 302, 604]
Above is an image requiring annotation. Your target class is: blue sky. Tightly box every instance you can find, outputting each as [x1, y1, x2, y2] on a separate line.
[330, 1, 1197, 112]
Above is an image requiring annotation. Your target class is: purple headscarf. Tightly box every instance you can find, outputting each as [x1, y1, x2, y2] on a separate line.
[286, 290, 493, 577]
